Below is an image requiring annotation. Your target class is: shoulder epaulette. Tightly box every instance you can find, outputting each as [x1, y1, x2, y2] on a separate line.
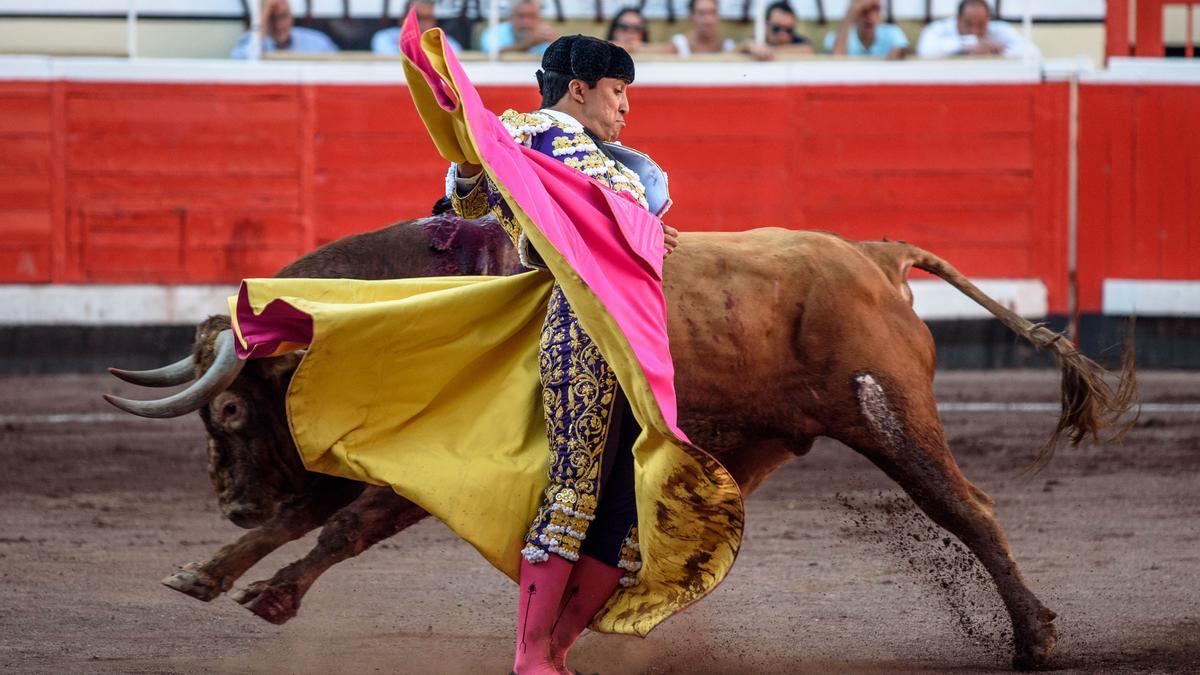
[498, 109, 555, 145]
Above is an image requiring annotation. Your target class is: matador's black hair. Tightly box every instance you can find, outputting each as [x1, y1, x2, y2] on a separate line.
[536, 34, 635, 108]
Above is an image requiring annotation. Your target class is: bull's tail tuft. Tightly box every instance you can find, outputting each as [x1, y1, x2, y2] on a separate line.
[1017, 320, 1138, 471]
[897, 243, 1138, 471]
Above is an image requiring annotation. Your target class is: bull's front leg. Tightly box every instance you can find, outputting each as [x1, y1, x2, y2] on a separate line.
[231, 486, 429, 624]
[163, 478, 365, 601]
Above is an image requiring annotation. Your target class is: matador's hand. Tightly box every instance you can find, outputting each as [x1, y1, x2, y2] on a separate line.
[662, 224, 679, 257]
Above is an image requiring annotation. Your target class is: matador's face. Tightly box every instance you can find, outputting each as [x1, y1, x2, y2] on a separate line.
[576, 77, 630, 142]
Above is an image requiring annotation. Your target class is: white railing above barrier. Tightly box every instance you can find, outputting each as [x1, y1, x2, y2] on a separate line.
[0, 53, 1052, 85]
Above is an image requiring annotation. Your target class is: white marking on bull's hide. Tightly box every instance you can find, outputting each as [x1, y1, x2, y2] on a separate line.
[855, 373, 906, 447]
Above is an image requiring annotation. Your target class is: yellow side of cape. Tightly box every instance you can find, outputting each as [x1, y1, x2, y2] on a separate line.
[233, 273, 555, 579]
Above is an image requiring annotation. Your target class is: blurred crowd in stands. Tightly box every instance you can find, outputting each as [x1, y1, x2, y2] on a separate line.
[232, 0, 1039, 61]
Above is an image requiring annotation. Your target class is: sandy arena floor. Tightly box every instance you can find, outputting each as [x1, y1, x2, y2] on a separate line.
[1, 370, 1198, 673]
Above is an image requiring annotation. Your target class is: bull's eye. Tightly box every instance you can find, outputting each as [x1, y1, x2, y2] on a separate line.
[210, 391, 247, 430]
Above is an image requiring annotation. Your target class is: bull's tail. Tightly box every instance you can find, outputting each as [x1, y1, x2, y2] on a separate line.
[868, 241, 1138, 471]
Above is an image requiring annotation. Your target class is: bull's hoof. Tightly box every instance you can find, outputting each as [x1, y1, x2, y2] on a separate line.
[1012, 611, 1058, 671]
[162, 563, 225, 601]
[233, 580, 300, 625]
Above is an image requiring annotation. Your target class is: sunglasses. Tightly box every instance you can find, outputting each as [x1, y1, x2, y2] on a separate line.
[615, 22, 645, 31]
[769, 24, 795, 34]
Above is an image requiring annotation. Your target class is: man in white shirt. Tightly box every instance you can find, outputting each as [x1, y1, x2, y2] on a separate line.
[230, 0, 339, 59]
[916, 0, 1039, 59]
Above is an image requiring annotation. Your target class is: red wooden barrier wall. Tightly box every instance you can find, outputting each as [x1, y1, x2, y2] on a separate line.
[2, 78, 1193, 317]
[1077, 84, 1200, 313]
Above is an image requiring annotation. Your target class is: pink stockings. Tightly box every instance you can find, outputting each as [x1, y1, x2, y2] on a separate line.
[549, 555, 624, 672]
[512, 555, 624, 675]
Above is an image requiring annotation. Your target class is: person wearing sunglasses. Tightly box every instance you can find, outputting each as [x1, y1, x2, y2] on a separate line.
[606, 7, 650, 52]
[763, 1, 813, 52]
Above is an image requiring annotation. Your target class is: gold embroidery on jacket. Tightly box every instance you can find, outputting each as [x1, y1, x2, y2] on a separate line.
[521, 285, 618, 563]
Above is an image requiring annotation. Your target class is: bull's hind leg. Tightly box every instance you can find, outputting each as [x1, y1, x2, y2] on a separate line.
[232, 486, 429, 624]
[839, 372, 1057, 671]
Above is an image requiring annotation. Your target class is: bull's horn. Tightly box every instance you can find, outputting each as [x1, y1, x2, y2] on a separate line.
[103, 330, 245, 419]
[108, 353, 195, 387]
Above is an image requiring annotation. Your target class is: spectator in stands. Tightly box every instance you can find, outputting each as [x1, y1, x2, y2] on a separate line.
[824, 0, 910, 59]
[917, 0, 1040, 59]
[479, 0, 559, 56]
[606, 7, 650, 52]
[372, 0, 462, 55]
[757, 1, 814, 56]
[738, 1, 813, 61]
[670, 0, 736, 56]
[231, 0, 339, 59]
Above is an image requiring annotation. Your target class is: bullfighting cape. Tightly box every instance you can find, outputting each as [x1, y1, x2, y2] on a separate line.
[227, 14, 743, 637]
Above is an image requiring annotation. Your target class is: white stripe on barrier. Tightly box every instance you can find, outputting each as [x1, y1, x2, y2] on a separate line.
[1103, 279, 1200, 317]
[1084, 58, 1200, 85]
[1, 401, 1194, 426]
[909, 279, 1047, 320]
[0, 284, 237, 325]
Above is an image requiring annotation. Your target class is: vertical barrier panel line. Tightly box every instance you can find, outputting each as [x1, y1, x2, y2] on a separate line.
[300, 83, 318, 253]
[1031, 82, 1070, 315]
[49, 81, 68, 283]
[1067, 74, 1080, 339]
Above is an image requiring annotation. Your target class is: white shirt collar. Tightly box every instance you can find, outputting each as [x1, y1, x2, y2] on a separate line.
[538, 108, 584, 130]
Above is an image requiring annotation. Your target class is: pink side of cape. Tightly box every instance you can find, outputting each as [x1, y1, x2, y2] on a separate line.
[400, 18, 686, 440]
[233, 281, 314, 359]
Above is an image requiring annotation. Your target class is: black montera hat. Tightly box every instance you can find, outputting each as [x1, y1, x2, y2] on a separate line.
[538, 35, 635, 85]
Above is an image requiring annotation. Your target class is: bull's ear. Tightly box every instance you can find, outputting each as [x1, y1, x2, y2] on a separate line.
[256, 351, 303, 386]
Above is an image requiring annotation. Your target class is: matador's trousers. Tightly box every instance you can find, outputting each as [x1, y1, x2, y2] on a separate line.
[520, 284, 642, 586]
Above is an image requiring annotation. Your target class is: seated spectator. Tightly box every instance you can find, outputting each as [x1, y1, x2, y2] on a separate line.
[231, 0, 339, 59]
[479, 0, 559, 56]
[372, 0, 462, 55]
[606, 7, 650, 53]
[824, 0, 910, 59]
[671, 0, 736, 56]
[917, 0, 1040, 59]
[764, 1, 813, 52]
[743, 0, 814, 59]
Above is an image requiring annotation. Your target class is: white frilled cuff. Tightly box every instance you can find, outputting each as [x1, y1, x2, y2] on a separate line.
[446, 163, 484, 198]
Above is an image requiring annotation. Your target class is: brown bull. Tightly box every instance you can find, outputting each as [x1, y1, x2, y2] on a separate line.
[106, 215, 1134, 671]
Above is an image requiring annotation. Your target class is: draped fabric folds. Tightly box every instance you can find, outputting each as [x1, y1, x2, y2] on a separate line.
[227, 13, 744, 637]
